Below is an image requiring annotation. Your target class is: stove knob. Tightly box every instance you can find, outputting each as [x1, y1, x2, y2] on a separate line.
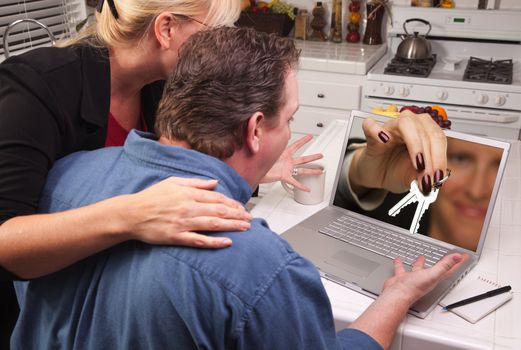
[383, 85, 395, 96]
[436, 90, 448, 101]
[494, 95, 507, 106]
[476, 93, 489, 105]
[398, 87, 410, 97]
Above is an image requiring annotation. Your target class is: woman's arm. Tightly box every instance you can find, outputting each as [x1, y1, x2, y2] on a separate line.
[0, 58, 251, 281]
[0, 177, 251, 280]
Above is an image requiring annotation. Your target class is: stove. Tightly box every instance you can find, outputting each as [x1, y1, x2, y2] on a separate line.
[384, 55, 437, 78]
[363, 6, 521, 140]
[463, 57, 513, 84]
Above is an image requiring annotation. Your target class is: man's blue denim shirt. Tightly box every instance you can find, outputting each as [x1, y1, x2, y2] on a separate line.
[13, 131, 382, 350]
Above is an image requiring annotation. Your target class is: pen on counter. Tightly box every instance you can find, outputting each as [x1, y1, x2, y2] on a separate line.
[443, 285, 512, 311]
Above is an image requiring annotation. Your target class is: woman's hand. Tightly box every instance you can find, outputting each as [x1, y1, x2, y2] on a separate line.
[124, 177, 252, 248]
[261, 134, 323, 192]
[350, 110, 448, 195]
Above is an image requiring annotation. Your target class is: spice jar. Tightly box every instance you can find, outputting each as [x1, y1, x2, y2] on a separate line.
[294, 9, 308, 40]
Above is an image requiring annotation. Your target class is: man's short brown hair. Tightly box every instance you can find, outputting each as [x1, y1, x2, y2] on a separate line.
[154, 27, 299, 159]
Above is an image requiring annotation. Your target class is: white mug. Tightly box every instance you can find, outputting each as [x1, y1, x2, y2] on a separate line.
[282, 164, 326, 205]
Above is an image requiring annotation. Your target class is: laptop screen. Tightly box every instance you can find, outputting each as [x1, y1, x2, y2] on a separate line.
[332, 113, 510, 254]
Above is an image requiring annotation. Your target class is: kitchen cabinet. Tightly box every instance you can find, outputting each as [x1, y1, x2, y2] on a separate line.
[293, 70, 364, 137]
[290, 40, 387, 142]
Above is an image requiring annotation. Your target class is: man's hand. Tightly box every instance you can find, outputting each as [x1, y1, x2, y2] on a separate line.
[382, 253, 468, 305]
[350, 253, 468, 349]
[261, 134, 323, 191]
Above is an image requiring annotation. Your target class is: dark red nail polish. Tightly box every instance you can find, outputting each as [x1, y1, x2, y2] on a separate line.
[422, 174, 431, 195]
[434, 169, 444, 184]
[416, 153, 425, 171]
[378, 131, 389, 143]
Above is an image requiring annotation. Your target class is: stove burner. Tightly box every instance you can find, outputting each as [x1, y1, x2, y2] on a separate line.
[384, 55, 436, 78]
[463, 57, 513, 84]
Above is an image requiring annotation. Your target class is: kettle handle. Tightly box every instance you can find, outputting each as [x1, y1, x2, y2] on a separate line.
[403, 18, 432, 37]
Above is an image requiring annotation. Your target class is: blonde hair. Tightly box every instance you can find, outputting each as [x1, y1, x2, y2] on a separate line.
[60, 0, 240, 48]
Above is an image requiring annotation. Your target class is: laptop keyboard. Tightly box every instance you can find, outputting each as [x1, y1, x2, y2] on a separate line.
[319, 215, 450, 267]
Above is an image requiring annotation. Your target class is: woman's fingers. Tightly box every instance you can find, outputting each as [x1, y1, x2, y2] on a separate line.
[177, 200, 252, 226]
[129, 177, 253, 247]
[371, 111, 448, 194]
[167, 231, 234, 249]
[362, 117, 392, 146]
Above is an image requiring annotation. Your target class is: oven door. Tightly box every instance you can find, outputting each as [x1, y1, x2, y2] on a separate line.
[362, 97, 521, 140]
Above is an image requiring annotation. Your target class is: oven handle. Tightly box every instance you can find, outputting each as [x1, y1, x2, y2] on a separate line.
[449, 113, 519, 124]
[362, 99, 519, 124]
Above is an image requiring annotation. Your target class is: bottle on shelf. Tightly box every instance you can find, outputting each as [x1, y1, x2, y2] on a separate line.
[330, 0, 343, 43]
[294, 9, 308, 40]
[309, 2, 328, 41]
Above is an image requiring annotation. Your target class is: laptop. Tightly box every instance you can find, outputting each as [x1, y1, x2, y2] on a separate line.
[281, 110, 511, 318]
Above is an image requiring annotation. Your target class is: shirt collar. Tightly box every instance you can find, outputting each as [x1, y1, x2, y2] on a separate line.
[123, 130, 253, 204]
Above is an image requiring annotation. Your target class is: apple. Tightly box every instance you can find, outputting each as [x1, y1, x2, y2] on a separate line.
[349, 1, 361, 12]
[346, 31, 360, 43]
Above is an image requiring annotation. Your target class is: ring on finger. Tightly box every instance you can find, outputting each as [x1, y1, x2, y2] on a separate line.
[292, 167, 299, 177]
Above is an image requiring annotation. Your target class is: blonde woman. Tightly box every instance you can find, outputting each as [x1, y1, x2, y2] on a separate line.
[0, 0, 321, 339]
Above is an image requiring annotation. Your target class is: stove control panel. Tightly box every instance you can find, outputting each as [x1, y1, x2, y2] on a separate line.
[436, 90, 448, 101]
[364, 81, 521, 111]
[475, 93, 489, 105]
[495, 95, 507, 107]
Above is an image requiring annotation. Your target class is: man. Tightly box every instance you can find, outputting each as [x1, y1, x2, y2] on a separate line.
[12, 27, 465, 349]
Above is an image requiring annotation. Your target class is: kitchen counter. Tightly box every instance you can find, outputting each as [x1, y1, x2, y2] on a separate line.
[295, 40, 387, 75]
[251, 119, 521, 350]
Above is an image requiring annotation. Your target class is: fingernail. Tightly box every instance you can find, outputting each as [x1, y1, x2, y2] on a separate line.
[378, 131, 389, 143]
[416, 153, 425, 171]
[422, 174, 431, 195]
[434, 169, 444, 185]
[242, 222, 251, 230]
[452, 254, 462, 263]
[221, 238, 232, 246]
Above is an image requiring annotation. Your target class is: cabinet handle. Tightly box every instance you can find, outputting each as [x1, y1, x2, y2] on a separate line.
[317, 93, 325, 98]
[316, 122, 324, 128]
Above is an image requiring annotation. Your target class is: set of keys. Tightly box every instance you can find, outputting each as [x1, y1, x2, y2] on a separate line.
[388, 170, 451, 234]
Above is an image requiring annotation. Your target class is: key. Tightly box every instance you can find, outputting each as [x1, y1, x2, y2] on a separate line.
[388, 180, 422, 217]
[409, 187, 439, 234]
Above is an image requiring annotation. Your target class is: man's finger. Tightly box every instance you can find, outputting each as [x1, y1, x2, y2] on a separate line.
[393, 257, 406, 275]
[287, 134, 314, 151]
[293, 153, 323, 165]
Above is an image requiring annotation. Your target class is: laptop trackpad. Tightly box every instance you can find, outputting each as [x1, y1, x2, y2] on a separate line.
[326, 250, 379, 277]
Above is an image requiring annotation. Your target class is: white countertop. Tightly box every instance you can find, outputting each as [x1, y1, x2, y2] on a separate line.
[251, 120, 521, 350]
[295, 40, 387, 75]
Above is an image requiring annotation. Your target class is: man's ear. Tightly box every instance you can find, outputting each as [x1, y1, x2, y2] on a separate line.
[153, 12, 175, 50]
[245, 112, 264, 154]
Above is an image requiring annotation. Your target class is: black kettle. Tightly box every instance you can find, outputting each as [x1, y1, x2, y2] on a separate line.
[396, 18, 432, 60]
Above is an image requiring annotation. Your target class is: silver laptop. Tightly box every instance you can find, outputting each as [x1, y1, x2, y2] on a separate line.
[281, 110, 511, 318]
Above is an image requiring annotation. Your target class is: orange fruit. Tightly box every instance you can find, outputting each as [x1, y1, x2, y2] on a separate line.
[349, 12, 361, 24]
[432, 105, 448, 120]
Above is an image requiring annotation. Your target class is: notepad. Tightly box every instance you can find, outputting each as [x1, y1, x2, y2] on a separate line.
[439, 276, 513, 323]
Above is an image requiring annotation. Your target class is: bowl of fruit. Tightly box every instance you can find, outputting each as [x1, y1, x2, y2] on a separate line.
[236, 0, 296, 37]
[400, 105, 451, 129]
[371, 104, 451, 129]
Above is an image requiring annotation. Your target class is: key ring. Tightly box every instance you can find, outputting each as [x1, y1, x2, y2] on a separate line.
[433, 169, 451, 189]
